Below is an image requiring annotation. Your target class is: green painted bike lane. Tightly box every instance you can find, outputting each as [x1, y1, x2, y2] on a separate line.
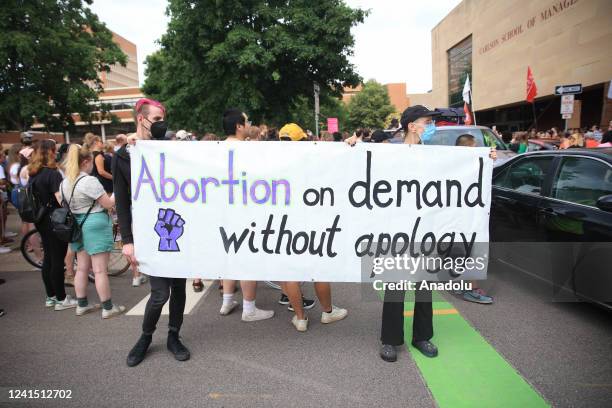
[403, 292, 550, 408]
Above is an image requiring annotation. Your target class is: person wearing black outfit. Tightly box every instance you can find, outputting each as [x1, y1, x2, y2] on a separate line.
[347, 105, 439, 361]
[113, 98, 190, 367]
[380, 106, 439, 361]
[87, 135, 113, 194]
[28, 140, 77, 311]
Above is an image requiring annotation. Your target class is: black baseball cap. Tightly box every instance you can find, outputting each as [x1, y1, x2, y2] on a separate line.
[400, 105, 441, 129]
[371, 129, 392, 143]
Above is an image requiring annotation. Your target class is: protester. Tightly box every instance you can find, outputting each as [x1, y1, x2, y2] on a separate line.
[387, 118, 400, 131]
[454, 134, 495, 304]
[245, 125, 261, 141]
[277, 123, 347, 331]
[218, 108, 275, 322]
[319, 131, 333, 141]
[21, 131, 33, 148]
[599, 130, 612, 147]
[510, 132, 528, 153]
[0, 149, 15, 244]
[56, 143, 76, 287]
[561, 132, 584, 149]
[59, 145, 125, 318]
[114, 134, 128, 150]
[176, 130, 193, 141]
[28, 140, 76, 309]
[85, 134, 113, 194]
[371, 129, 393, 143]
[114, 98, 190, 367]
[348, 105, 439, 360]
[201, 133, 219, 141]
[267, 127, 279, 141]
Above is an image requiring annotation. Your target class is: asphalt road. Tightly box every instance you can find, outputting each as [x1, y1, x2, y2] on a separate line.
[0, 213, 611, 408]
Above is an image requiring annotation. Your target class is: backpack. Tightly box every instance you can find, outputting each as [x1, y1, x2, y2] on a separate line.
[50, 176, 95, 243]
[17, 177, 46, 223]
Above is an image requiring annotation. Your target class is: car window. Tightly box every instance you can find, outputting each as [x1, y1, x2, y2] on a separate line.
[494, 156, 553, 195]
[552, 157, 612, 207]
[429, 128, 508, 150]
[527, 142, 545, 152]
[428, 128, 485, 147]
[482, 130, 508, 150]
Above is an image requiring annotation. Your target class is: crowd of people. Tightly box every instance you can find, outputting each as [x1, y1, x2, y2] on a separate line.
[0, 97, 610, 364]
[495, 120, 612, 152]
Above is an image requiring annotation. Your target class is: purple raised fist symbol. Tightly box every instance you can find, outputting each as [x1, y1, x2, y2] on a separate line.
[154, 208, 185, 252]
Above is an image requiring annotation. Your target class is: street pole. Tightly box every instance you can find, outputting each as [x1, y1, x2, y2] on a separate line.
[314, 82, 320, 138]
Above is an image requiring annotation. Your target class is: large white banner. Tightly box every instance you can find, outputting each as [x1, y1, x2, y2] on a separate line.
[130, 141, 492, 282]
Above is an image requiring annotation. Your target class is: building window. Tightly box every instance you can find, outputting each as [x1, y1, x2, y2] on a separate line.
[447, 36, 472, 109]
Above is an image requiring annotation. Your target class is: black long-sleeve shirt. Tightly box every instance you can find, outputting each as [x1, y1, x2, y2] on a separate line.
[112, 145, 133, 244]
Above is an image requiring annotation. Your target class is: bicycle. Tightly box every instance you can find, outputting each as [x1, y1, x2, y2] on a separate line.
[20, 221, 130, 282]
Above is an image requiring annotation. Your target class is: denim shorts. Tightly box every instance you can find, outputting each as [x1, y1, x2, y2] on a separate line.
[71, 211, 114, 255]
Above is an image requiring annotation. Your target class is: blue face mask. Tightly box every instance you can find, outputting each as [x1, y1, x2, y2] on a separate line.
[420, 123, 436, 143]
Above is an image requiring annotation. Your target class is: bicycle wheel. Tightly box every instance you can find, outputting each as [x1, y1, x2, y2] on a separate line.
[107, 249, 130, 277]
[107, 224, 130, 277]
[20, 229, 44, 269]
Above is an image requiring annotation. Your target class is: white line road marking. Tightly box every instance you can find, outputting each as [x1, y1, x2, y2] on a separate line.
[126, 279, 214, 316]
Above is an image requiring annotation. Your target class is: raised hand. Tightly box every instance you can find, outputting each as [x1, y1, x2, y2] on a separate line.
[154, 208, 185, 252]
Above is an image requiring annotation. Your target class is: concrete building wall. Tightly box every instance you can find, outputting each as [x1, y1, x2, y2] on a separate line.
[406, 93, 434, 109]
[430, 0, 612, 112]
[342, 83, 409, 112]
[102, 32, 139, 88]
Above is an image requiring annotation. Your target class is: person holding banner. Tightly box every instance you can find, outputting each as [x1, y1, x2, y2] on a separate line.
[380, 106, 439, 361]
[277, 123, 348, 332]
[113, 98, 191, 367]
[347, 105, 438, 360]
[218, 108, 275, 322]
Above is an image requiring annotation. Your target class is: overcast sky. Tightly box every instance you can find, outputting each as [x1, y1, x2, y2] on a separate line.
[90, 0, 461, 93]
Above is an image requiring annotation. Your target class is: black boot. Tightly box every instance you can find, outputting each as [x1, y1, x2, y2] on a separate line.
[127, 334, 152, 367]
[167, 331, 190, 361]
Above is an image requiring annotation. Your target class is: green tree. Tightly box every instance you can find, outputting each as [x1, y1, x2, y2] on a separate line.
[346, 80, 395, 130]
[289, 92, 348, 133]
[0, 0, 127, 131]
[143, 0, 366, 133]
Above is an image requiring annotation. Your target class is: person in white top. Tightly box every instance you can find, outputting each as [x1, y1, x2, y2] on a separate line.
[56, 145, 125, 319]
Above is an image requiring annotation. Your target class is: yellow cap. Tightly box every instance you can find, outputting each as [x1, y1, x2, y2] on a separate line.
[279, 123, 307, 141]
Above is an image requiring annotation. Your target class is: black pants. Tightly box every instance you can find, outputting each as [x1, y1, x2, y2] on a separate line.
[35, 217, 67, 301]
[142, 276, 186, 336]
[380, 288, 433, 345]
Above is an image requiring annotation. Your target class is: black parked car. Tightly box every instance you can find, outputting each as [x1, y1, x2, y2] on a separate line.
[490, 148, 612, 310]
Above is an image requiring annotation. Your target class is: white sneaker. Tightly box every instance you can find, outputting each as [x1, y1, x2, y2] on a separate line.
[132, 275, 148, 287]
[321, 305, 348, 324]
[241, 307, 275, 322]
[54, 295, 78, 311]
[4, 232, 18, 238]
[219, 300, 239, 316]
[291, 315, 309, 332]
[102, 304, 126, 319]
[76, 303, 100, 316]
[0, 246, 11, 254]
[45, 296, 57, 308]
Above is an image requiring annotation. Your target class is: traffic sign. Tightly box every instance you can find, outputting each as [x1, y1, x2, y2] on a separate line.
[561, 94, 574, 114]
[562, 113, 572, 119]
[554, 84, 582, 95]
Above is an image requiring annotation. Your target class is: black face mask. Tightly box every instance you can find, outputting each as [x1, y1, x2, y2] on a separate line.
[149, 120, 168, 140]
